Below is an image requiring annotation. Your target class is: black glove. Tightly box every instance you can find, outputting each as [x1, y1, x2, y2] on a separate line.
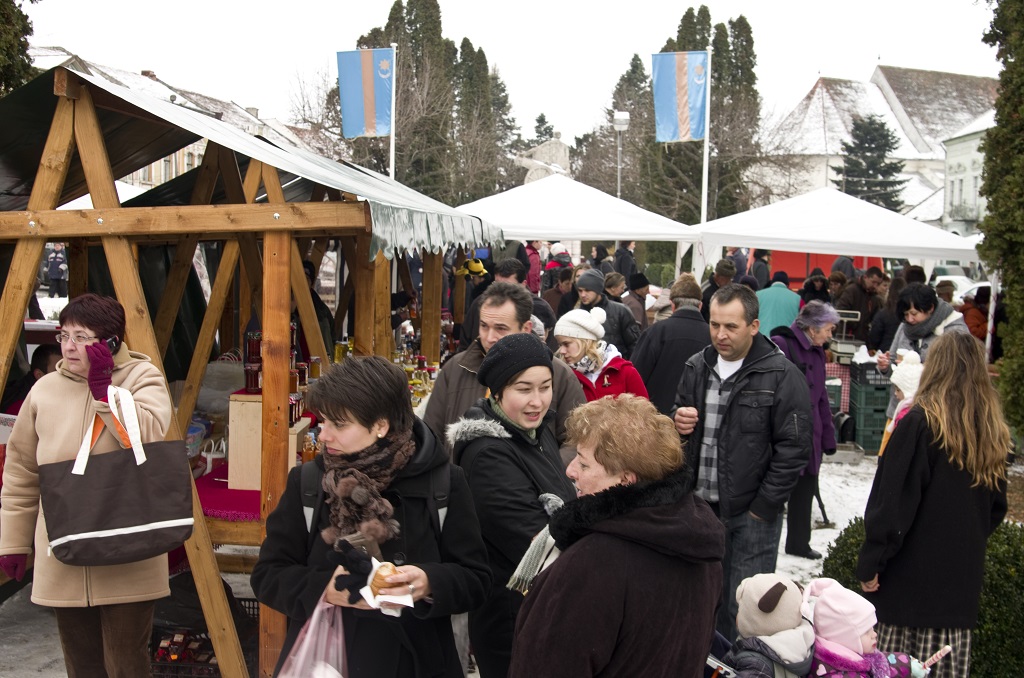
[824, 448, 837, 456]
[327, 539, 374, 604]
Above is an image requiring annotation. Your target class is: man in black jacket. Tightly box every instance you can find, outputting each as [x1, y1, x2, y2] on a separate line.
[631, 276, 709, 415]
[575, 268, 641, 359]
[672, 283, 811, 640]
[701, 258, 737, 322]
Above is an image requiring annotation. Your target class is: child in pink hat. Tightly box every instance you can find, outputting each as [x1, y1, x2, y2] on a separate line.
[804, 578, 926, 677]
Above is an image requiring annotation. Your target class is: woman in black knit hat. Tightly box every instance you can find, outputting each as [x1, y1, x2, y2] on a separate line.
[446, 333, 576, 678]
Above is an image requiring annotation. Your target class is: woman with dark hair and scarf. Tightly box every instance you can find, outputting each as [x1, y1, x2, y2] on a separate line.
[875, 283, 970, 421]
[251, 356, 490, 678]
[507, 395, 724, 677]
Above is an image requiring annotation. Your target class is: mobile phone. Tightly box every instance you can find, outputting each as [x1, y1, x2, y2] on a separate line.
[106, 336, 120, 353]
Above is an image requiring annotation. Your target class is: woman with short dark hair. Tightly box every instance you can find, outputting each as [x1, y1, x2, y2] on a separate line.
[508, 395, 724, 677]
[251, 356, 490, 677]
[0, 293, 173, 676]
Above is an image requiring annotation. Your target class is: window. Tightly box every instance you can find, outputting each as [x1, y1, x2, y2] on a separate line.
[957, 179, 963, 205]
[140, 164, 151, 183]
[163, 157, 172, 181]
[186, 152, 194, 171]
[949, 180, 955, 207]
[973, 176, 980, 206]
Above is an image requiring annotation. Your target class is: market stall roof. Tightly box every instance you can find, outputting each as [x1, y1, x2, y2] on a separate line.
[0, 67, 499, 255]
[695, 187, 980, 271]
[458, 173, 700, 244]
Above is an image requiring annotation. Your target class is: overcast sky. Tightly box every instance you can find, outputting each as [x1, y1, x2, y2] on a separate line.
[25, 0, 1000, 142]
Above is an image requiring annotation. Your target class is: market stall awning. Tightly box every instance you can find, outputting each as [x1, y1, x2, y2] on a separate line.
[0, 67, 500, 256]
[458, 174, 700, 243]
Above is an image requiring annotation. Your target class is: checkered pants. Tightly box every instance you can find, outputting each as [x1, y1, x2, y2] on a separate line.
[877, 624, 970, 678]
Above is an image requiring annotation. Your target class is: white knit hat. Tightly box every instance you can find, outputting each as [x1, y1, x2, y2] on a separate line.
[890, 350, 924, 399]
[554, 307, 606, 341]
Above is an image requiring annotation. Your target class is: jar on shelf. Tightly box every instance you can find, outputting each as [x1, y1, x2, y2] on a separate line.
[309, 356, 322, 379]
[244, 363, 262, 393]
[245, 331, 262, 364]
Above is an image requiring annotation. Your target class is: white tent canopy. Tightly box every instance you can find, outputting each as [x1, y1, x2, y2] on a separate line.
[458, 174, 701, 244]
[694, 187, 981, 273]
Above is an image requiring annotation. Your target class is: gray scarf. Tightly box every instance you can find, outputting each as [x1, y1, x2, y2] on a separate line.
[902, 300, 956, 341]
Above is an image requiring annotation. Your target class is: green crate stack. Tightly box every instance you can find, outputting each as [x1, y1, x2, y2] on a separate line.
[826, 382, 843, 413]
[851, 402, 888, 452]
[849, 382, 890, 410]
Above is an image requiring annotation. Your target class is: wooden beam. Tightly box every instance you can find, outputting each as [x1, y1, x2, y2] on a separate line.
[421, 251, 443, 364]
[73, 86, 120, 211]
[261, 165, 286, 204]
[453, 247, 467, 325]
[353, 233, 375, 357]
[243, 160, 264, 204]
[309, 183, 327, 203]
[206, 518, 262, 546]
[291, 240, 328, 365]
[67, 239, 88, 298]
[238, 234, 264, 324]
[0, 201, 371, 239]
[259, 230, 291, 675]
[374, 250, 393, 358]
[153, 235, 199, 356]
[218, 145, 246, 205]
[175, 240, 240, 435]
[53, 68, 81, 99]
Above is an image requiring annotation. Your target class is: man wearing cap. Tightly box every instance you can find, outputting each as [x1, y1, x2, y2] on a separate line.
[702, 259, 737, 323]
[755, 271, 801, 336]
[622, 273, 650, 331]
[574, 268, 641, 360]
[631, 275, 709, 415]
[425, 281, 585, 454]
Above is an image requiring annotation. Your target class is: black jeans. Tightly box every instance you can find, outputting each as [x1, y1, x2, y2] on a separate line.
[716, 510, 783, 641]
[785, 472, 818, 554]
[54, 600, 155, 678]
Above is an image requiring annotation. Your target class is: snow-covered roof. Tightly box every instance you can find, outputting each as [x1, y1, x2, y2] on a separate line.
[773, 65, 998, 161]
[904, 187, 944, 223]
[946, 109, 996, 142]
[899, 172, 940, 212]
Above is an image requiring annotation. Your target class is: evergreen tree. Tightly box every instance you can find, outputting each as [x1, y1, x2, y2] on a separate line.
[0, 0, 38, 95]
[491, 69, 527, 191]
[452, 38, 498, 203]
[980, 0, 1024, 429]
[830, 114, 907, 211]
[529, 113, 554, 147]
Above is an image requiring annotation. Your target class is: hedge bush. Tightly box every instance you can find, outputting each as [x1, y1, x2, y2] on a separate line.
[820, 518, 1024, 676]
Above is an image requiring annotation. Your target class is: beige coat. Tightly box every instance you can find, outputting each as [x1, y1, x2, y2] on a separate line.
[0, 346, 173, 607]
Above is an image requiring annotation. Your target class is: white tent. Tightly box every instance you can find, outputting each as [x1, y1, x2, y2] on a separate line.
[694, 187, 981, 273]
[458, 174, 701, 244]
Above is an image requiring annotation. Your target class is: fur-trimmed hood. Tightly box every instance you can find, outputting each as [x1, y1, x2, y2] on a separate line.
[548, 468, 724, 565]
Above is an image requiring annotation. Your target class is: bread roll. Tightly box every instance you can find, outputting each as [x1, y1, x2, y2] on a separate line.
[370, 562, 399, 596]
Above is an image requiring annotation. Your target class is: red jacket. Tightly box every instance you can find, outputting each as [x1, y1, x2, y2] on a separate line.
[571, 356, 649, 402]
[525, 244, 542, 294]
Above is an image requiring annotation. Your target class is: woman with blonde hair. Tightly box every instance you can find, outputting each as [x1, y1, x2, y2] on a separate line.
[508, 395, 724, 677]
[553, 308, 647, 402]
[858, 331, 1008, 678]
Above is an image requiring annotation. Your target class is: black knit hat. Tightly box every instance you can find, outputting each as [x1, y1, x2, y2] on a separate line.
[477, 333, 552, 395]
[629, 272, 650, 290]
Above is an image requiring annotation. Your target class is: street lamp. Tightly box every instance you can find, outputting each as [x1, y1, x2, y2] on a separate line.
[613, 111, 630, 199]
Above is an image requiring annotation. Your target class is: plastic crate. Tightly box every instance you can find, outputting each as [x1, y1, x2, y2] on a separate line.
[855, 430, 885, 454]
[850, 362, 890, 386]
[851, 403, 889, 436]
[826, 382, 843, 412]
[849, 383, 891, 410]
[151, 598, 259, 677]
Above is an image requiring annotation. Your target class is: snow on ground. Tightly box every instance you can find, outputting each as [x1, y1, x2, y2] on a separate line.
[0, 453, 879, 676]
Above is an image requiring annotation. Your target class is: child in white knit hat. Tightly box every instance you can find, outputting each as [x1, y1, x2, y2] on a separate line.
[878, 350, 923, 456]
[552, 308, 648, 402]
[721, 573, 815, 677]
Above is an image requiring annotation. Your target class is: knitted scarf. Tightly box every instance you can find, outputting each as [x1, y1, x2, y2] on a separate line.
[320, 429, 417, 546]
[567, 340, 607, 377]
[902, 300, 956, 341]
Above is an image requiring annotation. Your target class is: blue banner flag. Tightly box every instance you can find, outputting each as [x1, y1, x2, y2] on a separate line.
[652, 51, 708, 143]
[337, 48, 394, 138]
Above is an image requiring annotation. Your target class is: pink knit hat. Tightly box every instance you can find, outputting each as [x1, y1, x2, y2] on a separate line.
[807, 579, 877, 654]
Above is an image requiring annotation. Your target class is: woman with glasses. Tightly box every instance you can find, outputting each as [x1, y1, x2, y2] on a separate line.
[0, 293, 173, 677]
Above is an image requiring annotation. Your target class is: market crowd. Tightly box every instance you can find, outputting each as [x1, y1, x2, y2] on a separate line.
[0, 244, 1007, 678]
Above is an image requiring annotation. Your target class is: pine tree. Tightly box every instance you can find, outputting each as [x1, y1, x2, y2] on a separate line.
[529, 114, 554, 147]
[830, 114, 908, 211]
[0, 0, 38, 95]
[980, 0, 1024, 429]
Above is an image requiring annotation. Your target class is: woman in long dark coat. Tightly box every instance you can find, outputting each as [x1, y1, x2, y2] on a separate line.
[251, 357, 490, 678]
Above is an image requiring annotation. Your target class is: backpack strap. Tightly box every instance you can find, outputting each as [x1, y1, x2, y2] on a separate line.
[300, 460, 324, 555]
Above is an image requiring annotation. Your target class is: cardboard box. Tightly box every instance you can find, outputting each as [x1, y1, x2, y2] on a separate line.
[227, 392, 309, 490]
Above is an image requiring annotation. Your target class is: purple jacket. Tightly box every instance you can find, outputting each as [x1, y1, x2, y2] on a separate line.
[771, 324, 835, 475]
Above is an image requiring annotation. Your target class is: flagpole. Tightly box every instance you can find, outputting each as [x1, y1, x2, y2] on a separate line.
[389, 42, 398, 180]
[700, 46, 712, 224]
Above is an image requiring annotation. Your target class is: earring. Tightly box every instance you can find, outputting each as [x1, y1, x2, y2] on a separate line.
[376, 433, 383, 439]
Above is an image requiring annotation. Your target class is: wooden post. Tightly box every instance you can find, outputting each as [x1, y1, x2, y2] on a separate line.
[353, 233, 374, 357]
[290, 240, 329, 364]
[75, 81, 249, 678]
[421, 250, 443, 364]
[453, 247, 467, 325]
[259, 230, 291, 676]
[0, 96, 74, 389]
[374, 250, 393, 357]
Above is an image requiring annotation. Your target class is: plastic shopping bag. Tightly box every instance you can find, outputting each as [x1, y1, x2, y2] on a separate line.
[278, 594, 346, 678]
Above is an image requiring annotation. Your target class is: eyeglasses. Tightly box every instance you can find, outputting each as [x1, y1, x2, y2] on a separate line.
[55, 333, 98, 345]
